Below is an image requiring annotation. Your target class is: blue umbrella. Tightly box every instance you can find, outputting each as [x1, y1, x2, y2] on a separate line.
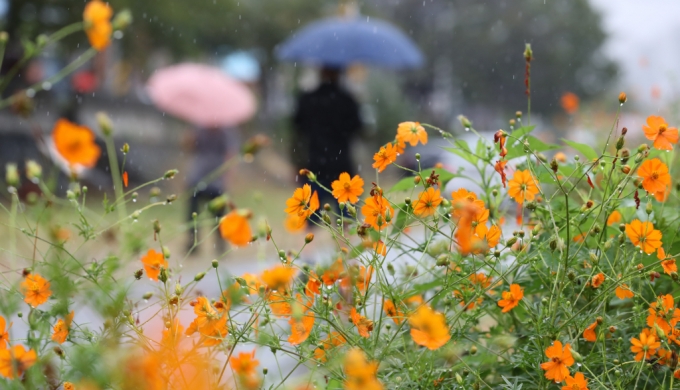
[276, 16, 424, 70]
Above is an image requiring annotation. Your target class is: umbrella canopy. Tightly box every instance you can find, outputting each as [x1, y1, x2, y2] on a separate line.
[146, 63, 256, 128]
[276, 17, 424, 70]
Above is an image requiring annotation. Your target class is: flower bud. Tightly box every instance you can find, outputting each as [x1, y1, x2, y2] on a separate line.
[134, 269, 143, 280]
[166, 194, 177, 204]
[25, 160, 42, 182]
[523, 43, 533, 62]
[299, 169, 316, 181]
[96, 112, 113, 136]
[164, 169, 179, 179]
[153, 219, 162, 234]
[415, 153, 421, 161]
[469, 345, 477, 355]
[413, 176, 421, 185]
[162, 246, 171, 258]
[618, 92, 627, 104]
[142, 292, 153, 300]
[458, 115, 472, 129]
[5, 163, 19, 187]
[570, 349, 583, 363]
[347, 204, 356, 217]
[194, 272, 206, 282]
[305, 233, 314, 244]
[616, 136, 625, 150]
[621, 165, 630, 174]
[322, 213, 331, 225]
[506, 237, 518, 247]
[645, 201, 653, 215]
[387, 263, 395, 276]
[323, 203, 331, 212]
[455, 373, 464, 385]
[53, 346, 65, 358]
[122, 143, 130, 154]
[158, 267, 168, 283]
[175, 283, 183, 295]
[609, 326, 616, 333]
[654, 323, 667, 339]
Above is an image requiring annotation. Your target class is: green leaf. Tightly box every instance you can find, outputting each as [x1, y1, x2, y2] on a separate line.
[505, 135, 559, 159]
[388, 168, 457, 193]
[510, 125, 536, 138]
[562, 139, 599, 161]
[442, 139, 479, 165]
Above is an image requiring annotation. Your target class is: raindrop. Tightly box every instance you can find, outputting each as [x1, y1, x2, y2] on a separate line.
[26, 89, 35, 98]
[132, 199, 137, 202]
[42, 82, 52, 91]
[464, 127, 470, 132]
[113, 31, 123, 39]
[619, 103, 623, 107]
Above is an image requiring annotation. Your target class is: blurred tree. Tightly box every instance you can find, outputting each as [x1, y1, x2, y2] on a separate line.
[370, 0, 617, 117]
[2, 0, 331, 65]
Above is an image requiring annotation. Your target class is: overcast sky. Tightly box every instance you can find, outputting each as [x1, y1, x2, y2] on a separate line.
[590, 0, 680, 107]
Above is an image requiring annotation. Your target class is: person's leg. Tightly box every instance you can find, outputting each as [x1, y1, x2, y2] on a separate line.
[204, 185, 226, 255]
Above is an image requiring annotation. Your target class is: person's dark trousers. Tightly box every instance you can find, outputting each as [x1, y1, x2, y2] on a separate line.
[187, 186, 225, 254]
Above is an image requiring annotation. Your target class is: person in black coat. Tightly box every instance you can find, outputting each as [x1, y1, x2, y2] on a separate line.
[292, 66, 362, 222]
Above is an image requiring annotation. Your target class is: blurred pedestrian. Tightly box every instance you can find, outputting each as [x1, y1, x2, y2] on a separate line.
[185, 126, 239, 254]
[292, 66, 362, 222]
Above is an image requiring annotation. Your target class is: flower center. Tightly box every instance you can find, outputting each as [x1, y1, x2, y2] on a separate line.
[659, 125, 667, 134]
[651, 172, 659, 180]
[343, 182, 351, 190]
[551, 357, 562, 364]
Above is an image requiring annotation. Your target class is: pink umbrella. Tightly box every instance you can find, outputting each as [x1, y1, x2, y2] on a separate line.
[146, 63, 256, 127]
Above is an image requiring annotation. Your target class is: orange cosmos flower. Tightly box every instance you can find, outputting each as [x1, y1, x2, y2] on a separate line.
[122, 171, 128, 187]
[615, 284, 634, 300]
[413, 187, 442, 217]
[485, 225, 502, 248]
[560, 92, 579, 114]
[20, 273, 52, 307]
[591, 273, 605, 289]
[408, 305, 451, 350]
[230, 350, 259, 376]
[321, 258, 345, 285]
[285, 184, 319, 220]
[83, 0, 113, 51]
[305, 271, 322, 297]
[630, 330, 660, 361]
[638, 158, 671, 194]
[494, 160, 508, 188]
[186, 297, 228, 346]
[561, 372, 589, 390]
[451, 188, 485, 216]
[53, 119, 101, 168]
[63, 382, 75, 390]
[342, 265, 373, 294]
[313, 332, 346, 362]
[625, 219, 662, 254]
[647, 294, 680, 334]
[372, 142, 397, 173]
[643, 115, 679, 151]
[662, 259, 677, 275]
[497, 284, 523, 313]
[331, 172, 364, 204]
[361, 193, 394, 230]
[583, 321, 597, 342]
[349, 307, 374, 338]
[219, 210, 252, 247]
[140, 249, 168, 282]
[161, 319, 184, 351]
[267, 290, 293, 317]
[540, 340, 574, 382]
[52, 311, 75, 344]
[373, 240, 387, 256]
[654, 185, 671, 202]
[344, 348, 383, 390]
[0, 345, 37, 379]
[0, 316, 9, 349]
[396, 121, 428, 147]
[607, 210, 622, 226]
[508, 170, 539, 204]
[288, 312, 314, 345]
[383, 299, 404, 325]
[261, 265, 295, 291]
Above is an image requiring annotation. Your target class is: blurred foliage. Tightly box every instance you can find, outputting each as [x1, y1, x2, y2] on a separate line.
[375, 0, 616, 115]
[2, 0, 335, 64]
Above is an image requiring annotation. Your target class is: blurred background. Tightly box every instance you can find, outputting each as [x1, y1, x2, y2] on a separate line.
[1, 0, 680, 239]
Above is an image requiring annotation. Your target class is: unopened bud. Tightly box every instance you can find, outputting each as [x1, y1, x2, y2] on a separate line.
[347, 204, 356, 217]
[618, 92, 627, 104]
[134, 269, 143, 280]
[323, 203, 331, 212]
[515, 111, 523, 119]
[455, 373, 464, 385]
[25, 160, 42, 182]
[646, 201, 653, 215]
[175, 283, 183, 295]
[153, 219, 161, 233]
[96, 112, 113, 136]
[621, 165, 630, 174]
[162, 246, 171, 258]
[5, 163, 19, 187]
[142, 292, 153, 300]
[458, 115, 472, 129]
[506, 237, 518, 247]
[212, 259, 219, 268]
[305, 233, 314, 244]
[387, 263, 395, 276]
[53, 346, 65, 358]
[414, 176, 421, 185]
[469, 345, 477, 355]
[523, 43, 533, 62]
[415, 153, 421, 161]
[194, 272, 206, 282]
[112, 9, 133, 30]
[338, 202, 345, 211]
[164, 169, 179, 179]
[166, 194, 177, 204]
[570, 349, 583, 363]
[609, 326, 616, 333]
[122, 143, 130, 154]
[158, 267, 168, 283]
[616, 136, 624, 150]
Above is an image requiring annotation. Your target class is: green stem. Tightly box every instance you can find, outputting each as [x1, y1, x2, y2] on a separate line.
[104, 131, 127, 225]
